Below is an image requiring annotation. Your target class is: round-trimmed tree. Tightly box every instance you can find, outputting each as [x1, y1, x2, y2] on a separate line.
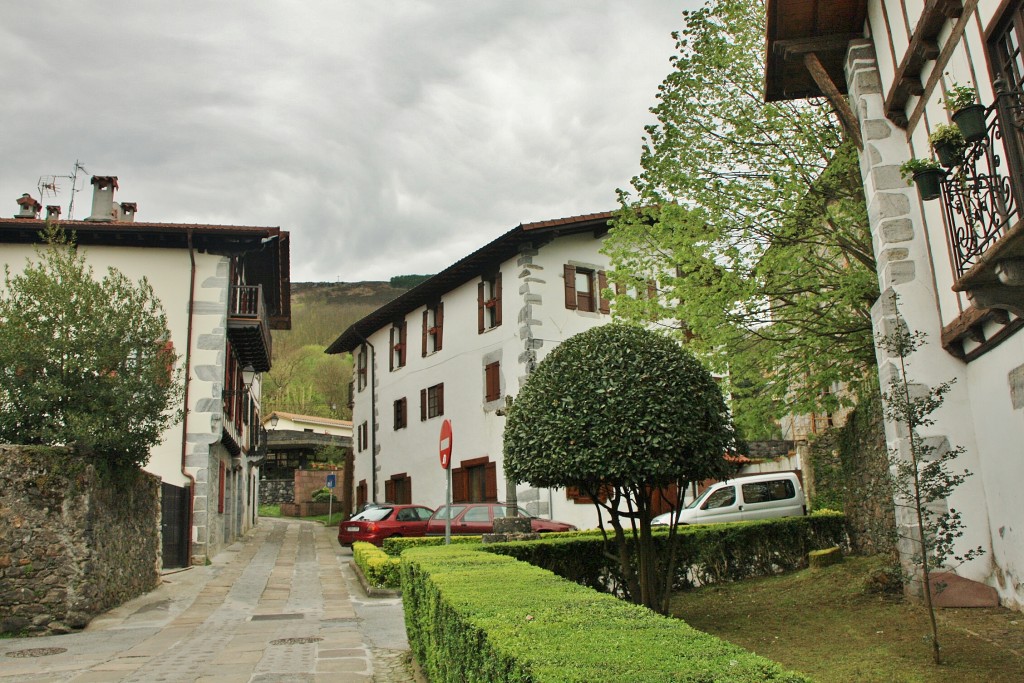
[503, 323, 735, 613]
[0, 227, 183, 468]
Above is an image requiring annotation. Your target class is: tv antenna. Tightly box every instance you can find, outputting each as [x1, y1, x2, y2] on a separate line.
[37, 160, 88, 220]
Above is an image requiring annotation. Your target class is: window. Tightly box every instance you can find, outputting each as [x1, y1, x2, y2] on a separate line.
[356, 345, 367, 391]
[703, 486, 736, 510]
[356, 480, 368, 509]
[563, 264, 609, 313]
[420, 383, 444, 420]
[484, 361, 501, 403]
[452, 457, 497, 503]
[385, 473, 412, 504]
[990, 6, 1024, 213]
[357, 421, 368, 452]
[422, 302, 444, 355]
[478, 272, 502, 332]
[393, 397, 407, 430]
[389, 321, 407, 371]
[742, 479, 797, 503]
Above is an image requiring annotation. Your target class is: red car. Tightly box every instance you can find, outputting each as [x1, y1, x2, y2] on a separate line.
[425, 502, 577, 536]
[338, 504, 435, 546]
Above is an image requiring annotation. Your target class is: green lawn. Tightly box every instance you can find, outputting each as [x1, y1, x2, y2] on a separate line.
[259, 504, 344, 527]
[670, 555, 1024, 682]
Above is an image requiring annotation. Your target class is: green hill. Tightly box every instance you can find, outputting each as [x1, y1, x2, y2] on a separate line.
[263, 279, 422, 420]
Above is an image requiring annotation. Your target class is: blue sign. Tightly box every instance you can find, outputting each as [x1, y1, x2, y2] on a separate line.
[325, 474, 337, 489]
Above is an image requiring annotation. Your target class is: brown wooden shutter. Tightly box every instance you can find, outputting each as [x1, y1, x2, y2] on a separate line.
[477, 281, 486, 333]
[405, 476, 413, 504]
[437, 383, 444, 416]
[400, 398, 407, 427]
[494, 273, 502, 326]
[485, 362, 500, 402]
[452, 467, 468, 503]
[647, 280, 657, 300]
[564, 264, 577, 309]
[598, 270, 610, 314]
[384, 478, 395, 503]
[389, 327, 396, 371]
[484, 462, 498, 502]
[420, 388, 427, 421]
[421, 310, 429, 356]
[435, 302, 444, 351]
[400, 322, 407, 366]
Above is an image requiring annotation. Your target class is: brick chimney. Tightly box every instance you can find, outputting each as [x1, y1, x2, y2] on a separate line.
[46, 205, 61, 221]
[85, 176, 119, 222]
[15, 193, 42, 219]
[119, 202, 137, 222]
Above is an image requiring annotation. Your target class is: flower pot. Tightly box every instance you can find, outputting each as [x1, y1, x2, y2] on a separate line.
[933, 139, 963, 168]
[952, 104, 987, 143]
[912, 168, 944, 201]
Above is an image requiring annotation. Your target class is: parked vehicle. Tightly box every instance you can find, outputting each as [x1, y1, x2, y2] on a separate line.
[425, 502, 577, 536]
[338, 504, 435, 546]
[651, 472, 806, 526]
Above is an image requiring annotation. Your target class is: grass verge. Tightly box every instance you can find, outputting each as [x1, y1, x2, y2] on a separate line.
[670, 555, 1024, 683]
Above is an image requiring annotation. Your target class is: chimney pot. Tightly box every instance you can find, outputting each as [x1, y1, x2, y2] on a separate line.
[46, 205, 61, 221]
[85, 175, 119, 222]
[119, 202, 137, 222]
[15, 193, 42, 219]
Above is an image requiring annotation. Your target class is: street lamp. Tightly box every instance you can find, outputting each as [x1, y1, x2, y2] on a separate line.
[223, 364, 257, 398]
[270, 414, 279, 429]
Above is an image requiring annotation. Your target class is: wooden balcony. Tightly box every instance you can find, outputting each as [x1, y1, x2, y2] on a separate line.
[227, 285, 272, 372]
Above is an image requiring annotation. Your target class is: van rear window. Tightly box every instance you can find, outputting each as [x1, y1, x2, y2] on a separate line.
[742, 480, 795, 503]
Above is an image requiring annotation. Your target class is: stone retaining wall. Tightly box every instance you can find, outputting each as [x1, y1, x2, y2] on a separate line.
[0, 445, 160, 635]
[260, 478, 293, 504]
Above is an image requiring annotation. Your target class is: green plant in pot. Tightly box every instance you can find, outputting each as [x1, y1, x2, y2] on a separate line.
[943, 83, 987, 143]
[928, 124, 966, 168]
[900, 157, 945, 201]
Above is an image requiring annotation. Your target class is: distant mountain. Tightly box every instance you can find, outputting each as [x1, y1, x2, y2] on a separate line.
[264, 279, 424, 421]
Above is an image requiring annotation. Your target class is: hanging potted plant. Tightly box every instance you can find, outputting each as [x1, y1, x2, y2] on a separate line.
[928, 124, 966, 168]
[900, 158, 945, 201]
[944, 83, 987, 143]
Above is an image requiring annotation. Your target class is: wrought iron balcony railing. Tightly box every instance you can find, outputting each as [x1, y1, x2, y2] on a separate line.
[940, 83, 1024, 279]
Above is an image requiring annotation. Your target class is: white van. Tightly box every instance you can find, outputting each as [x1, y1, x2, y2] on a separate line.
[651, 472, 806, 526]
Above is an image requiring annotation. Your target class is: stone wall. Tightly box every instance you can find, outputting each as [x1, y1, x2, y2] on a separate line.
[0, 445, 160, 635]
[260, 478, 293, 505]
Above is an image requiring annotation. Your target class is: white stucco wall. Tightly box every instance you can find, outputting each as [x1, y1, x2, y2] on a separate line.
[853, 0, 1024, 608]
[349, 231, 616, 531]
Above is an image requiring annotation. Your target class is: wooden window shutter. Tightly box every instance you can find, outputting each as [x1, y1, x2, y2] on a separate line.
[494, 273, 502, 326]
[384, 478, 395, 503]
[452, 467, 468, 503]
[421, 310, 429, 356]
[406, 476, 413, 504]
[399, 322, 406, 366]
[420, 388, 427, 421]
[438, 383, 444, 416]
[647, 280, 657, 300]
[563, 264, 577, 309]
[598, 270, 610, 314]
[389, 327, 396, 371]
[477, 281, 486, 333]
[435, 302, 444, 351]
[485, 362, 500, 402]
[484, 462, 498, 502]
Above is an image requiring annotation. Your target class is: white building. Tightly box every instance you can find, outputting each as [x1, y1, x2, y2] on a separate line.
[326, 212, 618, 530]
[0, 177, 291, 566]
[766, 0, 1024, 609]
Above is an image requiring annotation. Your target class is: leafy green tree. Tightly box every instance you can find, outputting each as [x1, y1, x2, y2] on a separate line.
[605, 0, 876, 430]
[0, 227, 183, 468]
[503, 324, 735, 614]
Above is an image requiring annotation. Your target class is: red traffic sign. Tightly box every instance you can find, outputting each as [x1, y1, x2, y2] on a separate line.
[439, 419, 453, 469]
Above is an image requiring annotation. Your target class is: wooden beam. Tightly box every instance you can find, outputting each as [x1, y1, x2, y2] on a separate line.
[803, 52, 864, 150]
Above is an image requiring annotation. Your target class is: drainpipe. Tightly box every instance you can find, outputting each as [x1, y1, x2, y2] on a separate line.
[179, 230, 198, 565]
[353, 331, 377, 503]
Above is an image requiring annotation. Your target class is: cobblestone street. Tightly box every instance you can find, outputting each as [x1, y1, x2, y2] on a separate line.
[0, 519, 418, 682]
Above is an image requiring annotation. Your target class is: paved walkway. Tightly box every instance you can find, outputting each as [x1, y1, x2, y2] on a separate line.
[0, 519, 418, 682]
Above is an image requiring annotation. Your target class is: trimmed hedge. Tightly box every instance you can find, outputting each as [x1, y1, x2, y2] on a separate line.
[352, 541, 401, 588]
[401, 545, 812, 682]
[385, 512, 847, 593]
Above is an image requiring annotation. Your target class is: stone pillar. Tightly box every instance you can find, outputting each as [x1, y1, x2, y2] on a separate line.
[844, 40, 991, 594]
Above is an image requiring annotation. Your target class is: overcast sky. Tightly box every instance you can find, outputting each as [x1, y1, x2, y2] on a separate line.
[3, 2, 697, 282]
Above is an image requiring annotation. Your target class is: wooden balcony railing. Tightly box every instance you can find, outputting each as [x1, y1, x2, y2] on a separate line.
[228, 284, 272, 371]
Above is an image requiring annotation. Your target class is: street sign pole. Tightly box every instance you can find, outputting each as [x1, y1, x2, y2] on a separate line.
[439, 419, 453, 545]
[326, 473, 337, 525]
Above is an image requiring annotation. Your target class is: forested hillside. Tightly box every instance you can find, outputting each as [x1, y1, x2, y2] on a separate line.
[262, 278, 427, 420]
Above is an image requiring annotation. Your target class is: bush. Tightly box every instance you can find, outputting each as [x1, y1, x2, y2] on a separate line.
[352, 542, 400, 588]
[401, 545, 811, 682]
[310, 487, 336, 503]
